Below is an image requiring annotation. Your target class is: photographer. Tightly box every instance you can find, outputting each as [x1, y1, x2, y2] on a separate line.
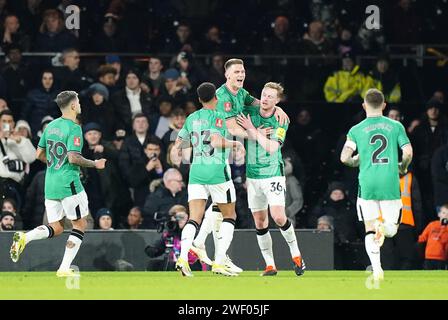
[0, 110, 36, 207]
[145, 205, 201, 271]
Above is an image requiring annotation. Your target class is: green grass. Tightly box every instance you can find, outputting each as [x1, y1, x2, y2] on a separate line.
[0, 271, 447, 300]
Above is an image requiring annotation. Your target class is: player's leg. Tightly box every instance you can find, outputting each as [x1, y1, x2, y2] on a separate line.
[190, 204, 216, 265]
[10, 200, 65, 262]
[57, 191, 89, 276]
[357, 198, 384, 280]
[379, 200, 403, 238]
[176, 184, 208, 276]
[252, 209, 277, 276]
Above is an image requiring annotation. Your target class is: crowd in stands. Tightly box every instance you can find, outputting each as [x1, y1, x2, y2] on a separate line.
[0, 0, 447, 269]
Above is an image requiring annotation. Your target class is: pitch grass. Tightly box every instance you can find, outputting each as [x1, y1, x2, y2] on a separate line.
[0, 271, 447, 300]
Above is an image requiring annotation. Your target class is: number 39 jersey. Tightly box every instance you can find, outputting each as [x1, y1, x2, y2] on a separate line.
[38, 117, 84, 200]
[178, 108, 231, 185]
[346, 116, 410, 200]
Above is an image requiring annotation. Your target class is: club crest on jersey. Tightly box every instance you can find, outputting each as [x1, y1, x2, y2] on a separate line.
[215, 118, 223, 128]
[224, 102, 232, 112]
[74, 136, 81, 146]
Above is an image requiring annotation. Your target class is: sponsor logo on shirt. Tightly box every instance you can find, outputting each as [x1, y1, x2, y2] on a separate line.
[74, 137, 81, 147]
[224, 102, 232, 112]
[276, 128, 286, 140]
[215, 118, 223, 128]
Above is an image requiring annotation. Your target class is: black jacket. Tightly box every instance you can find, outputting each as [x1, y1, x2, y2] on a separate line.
[142, 184, 188, 229]
[22, 170, 45, 229]
[431, 144, 448, 208]
[81, 97, 117, 140]
[111, 89, 154, 134]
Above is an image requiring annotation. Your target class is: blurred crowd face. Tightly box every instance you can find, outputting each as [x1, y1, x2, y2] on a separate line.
[92, 93, 104, 106]
[103, 20, 117, 37]
[100, 73, 116, 87]
[164, 78, 178, 92]
[127, 208, 142, 228]
[64, 51, 80, 70]
[432, 91, 445, 103]
[45, 14, 61, 33]
[274, 16, 289, 37]
[309, 21, 324, 41]
[173, 211, 188, 229]
[2, 200, 16, 213]
[330, 189, 345, 202]
[226, 63, 245, 90]
[4, 15, 20, 33]
[17, 126, 31, 138]
[132, 116, 149, 135]
[439, 206, 448, 220]
[159, 101, 173, 117]
[212, 55, 224, 72]
[206, 26, 220, 42]
[387, 109, 401, 122]
[296, 109, 311, 126]
[1, 113, 15, 132]
[342, 57, 354, 71]
[376, 60, 389, 74]
[341, 29, 352, 41]
[317, 219, 331, 231]
[144, 143, 161, 159]
[42, 72, 54, 90]
[0, 99, 8, 112]
[427, 107, 440, 121]
[149, 58, 163, 74]
[126, 73, 140, 90]
[85, 130, 101, 146]
[0, 215, 14, 230]
[177, 25, 191, 43]
[164, 171, 184, 194]
[99, 215, 112, 230]
[184, 101, 197, 116]
[172, 115, 186, 129]
[8, 48, 22, 65]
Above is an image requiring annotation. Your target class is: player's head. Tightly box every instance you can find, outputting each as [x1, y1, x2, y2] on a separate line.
[224, 58, 245, 90]
[261, 82, 284, 111]
[55, 91, 80, 115]
[363, 88, 386, 112]
[438, 204, 448, 220]
[197, 82, 217, 106]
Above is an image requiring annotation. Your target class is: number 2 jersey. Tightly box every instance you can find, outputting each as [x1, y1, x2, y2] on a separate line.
[178, 109, 231, 185]
[346, 116, 410, 200]
[38, 117, 84, 200]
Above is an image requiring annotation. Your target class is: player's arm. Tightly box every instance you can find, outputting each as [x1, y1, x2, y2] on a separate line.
[399, 143, 413, 175]
[236, 113, 280, 154]
[340, 138, 359, 167]
[68, 152, 106, 169]
[36, 147, 47, 163]
[210, 133, 245, 154]
[226, 117, 249, 139]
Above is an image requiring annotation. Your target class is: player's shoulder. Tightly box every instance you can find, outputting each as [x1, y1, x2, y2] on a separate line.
[216, 84, 229, 97]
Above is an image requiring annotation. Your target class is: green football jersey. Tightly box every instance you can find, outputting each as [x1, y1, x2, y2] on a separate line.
[244, 106, 288, 179]
[346, 116, 410, 200]
[216, 84, 256, 119]
[178, 108, 231, 185]
[38, 118, 84, 200]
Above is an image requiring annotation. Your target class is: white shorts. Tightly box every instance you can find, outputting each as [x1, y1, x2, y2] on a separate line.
[247, 177, 286, 211]
[188, 181, 236, 203]
[356, 198, 403, 223]
[45, 190, 89, 223]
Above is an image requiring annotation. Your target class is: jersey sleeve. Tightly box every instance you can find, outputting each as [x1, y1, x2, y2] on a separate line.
[345, 128, 357, 151]
[397, 122, 411, 148]
[38, 129, 46, 149]
[243, 89, 256, 106]
[275, 122, 288, 145]
[177, 119, 190, 141]
[67, 125, 83, 153]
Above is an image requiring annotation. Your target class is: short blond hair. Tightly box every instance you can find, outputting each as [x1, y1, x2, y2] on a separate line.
[263, 82, 284, 99]
[224, 58, 244, 71]
[364, 88, 384, 109]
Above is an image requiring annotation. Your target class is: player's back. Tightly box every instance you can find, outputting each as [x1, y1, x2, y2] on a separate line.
[178, 108, 230, 185]
[347, 116, 410, 200]
[38, 117, 84, 200]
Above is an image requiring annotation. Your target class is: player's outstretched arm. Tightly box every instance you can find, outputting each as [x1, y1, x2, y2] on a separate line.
[68, 151, 106, 169]
[237, 113, 280, 154]
[340, 144, 359, 167]
[36, 147, 47, 163]
[399, 144, 413, 175]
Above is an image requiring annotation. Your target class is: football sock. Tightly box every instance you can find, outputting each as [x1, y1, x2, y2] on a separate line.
[256, 227, 275, 267]
[25, 225, 55, 244]
[365, 231, 381, 271]
[279, 220, 301, 258]
[193, 205, 215, 248]
[59, 229, 84, 271]
[215, 218, 235, 265]
[180, 220, 199, 260]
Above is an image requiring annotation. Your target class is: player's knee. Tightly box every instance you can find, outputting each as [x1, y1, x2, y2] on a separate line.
[273, 216, 287, 227]
[384, 222, 398, 238]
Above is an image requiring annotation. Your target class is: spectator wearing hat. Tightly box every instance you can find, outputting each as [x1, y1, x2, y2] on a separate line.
[53, 48, 92, 92]
[1, 44, 30, 119]
[81, 83, 116, 140]
[111, 69, 154, 135]
[0, 211, 15, 231]
[324, 52, 366, 103]
[22, 70, 59, 136]
[96, 208, 114, 230]
[82, 122, 133, 223]
[363, 55, 401, 103]
[160, 68, 189, 108]
[15, 120, 32, 140]
[141, 56, 165, 100]
[412, 99, 448, 221]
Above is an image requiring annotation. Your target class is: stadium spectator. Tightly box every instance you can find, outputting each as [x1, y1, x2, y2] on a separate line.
[142, 168, 187, 229]
[16, 0, 43, 39]
[33, 9, 78, 53]
[105, 55, 125, 88]
[184, 99, 198, 116]
[335, 28, 357, 56]
[1, 14, 31, 52]
[163, 22, 198, 54]
[15, 120, 32, 140]
[300, 21, 333, 57]
[81, 83, 116, 140]
[82, 122, 132, 224]
[263, 16, 299, 55]
[418, 204, 448, 270]
[124, 206, 144, 230]
[97, 64, 118, 96]
[160, 68, 189, 108]
[112, 129, 126, 151]
[284, 154, 304, 228]
[431, 141, 448, 211]
[317, 215, 334, 231]
[93, 15, 127, 52]
[166, 142, 189, 183]
[0, 210, 14, 231]
[200, 25, 228, 54]
[161, 107, 186, 151]
[21, 169, 45, 229]
[431, 90, 445, 103]
[389, 0, 422, 45]
[386, 106, 403, 122]
[141, 56, 165, 99]
[153, 97, 173, 139]
[0, 98, 8, 112]
[173, 51, 205, 94]
[96, 208, 114, 230]
[364, 55, 401, 103]
[207, 53, 226, 87]
[111, 69, 154, 134]
[118, 115, 163, 207]
[324, 52, 365, 103]
[53, 48, 92, 92]
[1, 44, 29, 120]
[0, 110, 36, 210]
[21, 70, 59, 135]
[2, 197, 22, 229]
